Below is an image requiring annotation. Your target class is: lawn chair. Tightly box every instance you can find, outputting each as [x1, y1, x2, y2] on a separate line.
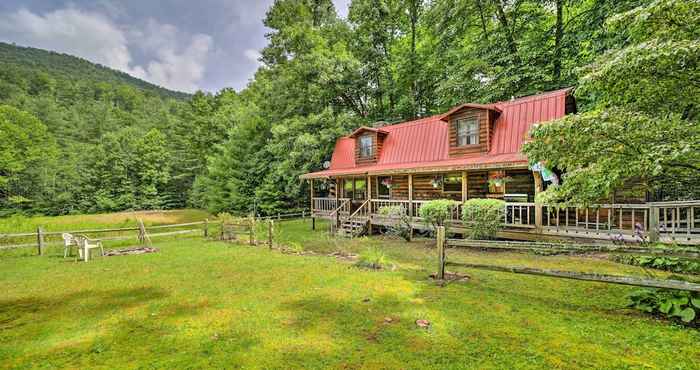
[62, 233, 78, 258]
[74, 234, 104, 262]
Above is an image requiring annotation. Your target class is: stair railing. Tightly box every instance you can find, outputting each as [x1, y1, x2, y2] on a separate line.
[343, 199, 370, 238]
[329, 199, 351, 235]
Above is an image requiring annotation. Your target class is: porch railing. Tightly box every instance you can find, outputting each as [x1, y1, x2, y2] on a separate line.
[311, 197, 700, 244]
[312, 197, 350, 216]
[329, 199, 351, 235]
[504, 203, 537, 228]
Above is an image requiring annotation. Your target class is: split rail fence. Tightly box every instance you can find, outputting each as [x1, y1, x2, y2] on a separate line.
[434, 226, 700, 292]
[0, 210, 311, 256]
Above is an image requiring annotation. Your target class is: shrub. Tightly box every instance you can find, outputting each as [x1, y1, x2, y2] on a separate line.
[627, 289, 700, 326]
[356, 246, 388, 270]
[613, 255, 700, 275]
[461, 199, 505, 239]
[419, 199, 458, 231]
[378, 205, 412, 241]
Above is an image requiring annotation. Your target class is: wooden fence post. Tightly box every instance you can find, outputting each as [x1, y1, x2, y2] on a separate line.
[268, 220, 274, 249]
[302, 209, 305, 219]
[249, 215, 255, 246]
[648, 206, 660, 242]
[137, 219, 152, 247]
[203, 218, 209, 238]
[436, 226, 445, 280]
[37, 227, 45, 256]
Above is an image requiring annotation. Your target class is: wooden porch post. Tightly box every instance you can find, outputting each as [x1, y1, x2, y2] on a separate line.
[310, 179, 315, 230]
[367, 175, 373, 235]
[533, 171, 543, 231]
[408, 173, 414, 241]
[461, 171, 468, 202]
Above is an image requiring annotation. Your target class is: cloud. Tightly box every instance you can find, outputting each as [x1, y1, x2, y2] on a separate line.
[243, 49, 262, 64]
[0, 7, 212, 93]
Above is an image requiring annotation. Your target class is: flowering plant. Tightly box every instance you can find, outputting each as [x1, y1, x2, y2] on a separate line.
[381, 177, 393, 188]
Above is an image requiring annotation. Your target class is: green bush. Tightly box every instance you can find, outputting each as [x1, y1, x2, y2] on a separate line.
[378, 205, 412, 241]
[628, 289, 700, 326]
[356, 246, 388, 270]
[419, 199, 458, 230]
[461, 199, 506, 239]
[612, 255, 700, 275]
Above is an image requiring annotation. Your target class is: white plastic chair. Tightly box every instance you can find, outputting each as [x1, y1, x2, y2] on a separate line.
[74, 235, 104, 262]
[62, 233, 77, 258]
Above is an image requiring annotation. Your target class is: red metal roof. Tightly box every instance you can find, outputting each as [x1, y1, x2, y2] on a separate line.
[302, 88, 573, 178]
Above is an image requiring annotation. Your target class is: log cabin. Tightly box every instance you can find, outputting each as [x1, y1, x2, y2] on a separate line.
[301, 88, 699, 245]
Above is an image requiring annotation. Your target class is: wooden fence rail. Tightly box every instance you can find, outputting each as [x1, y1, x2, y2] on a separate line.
[446, 239, 700, 259]
[0, 210, 313, 254]
[436, 226, 700, 292]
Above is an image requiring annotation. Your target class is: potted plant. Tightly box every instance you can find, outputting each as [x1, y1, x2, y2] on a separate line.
[488, 172, 511, 193]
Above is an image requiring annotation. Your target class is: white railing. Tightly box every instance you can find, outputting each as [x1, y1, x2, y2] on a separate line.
[326, 197, 700, 244]
[504, 203, 536, 228]
[329, 199, 351, 234]
[650, 201, 700, 243]
[312, 197, 350, 215]
[348, 199, 371, 222]
[370, 199, 411, 216]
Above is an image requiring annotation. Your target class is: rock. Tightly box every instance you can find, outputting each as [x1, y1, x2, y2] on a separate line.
[415, 319, 430, 328]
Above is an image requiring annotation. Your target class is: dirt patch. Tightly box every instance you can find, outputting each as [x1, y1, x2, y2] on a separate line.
[104, 247, 159, 256]
[328, 251, 359, 262]
[430, 271, 471, 286]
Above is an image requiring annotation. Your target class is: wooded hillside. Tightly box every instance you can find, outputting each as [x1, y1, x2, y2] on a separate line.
[1, 0, 697, 216]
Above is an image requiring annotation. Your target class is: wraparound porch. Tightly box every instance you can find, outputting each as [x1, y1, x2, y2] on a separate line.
[309, 197, 700, 245]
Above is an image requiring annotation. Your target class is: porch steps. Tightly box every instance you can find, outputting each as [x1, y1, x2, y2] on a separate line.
[338, 219, 368, 238]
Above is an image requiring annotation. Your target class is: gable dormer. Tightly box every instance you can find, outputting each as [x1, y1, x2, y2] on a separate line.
[348, 126, 388, 166]
[440, 103, 501, 157]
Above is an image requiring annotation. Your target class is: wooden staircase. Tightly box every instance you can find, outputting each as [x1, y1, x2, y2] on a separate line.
[337, 218, 369, 238]
[335, 199, 370, 238]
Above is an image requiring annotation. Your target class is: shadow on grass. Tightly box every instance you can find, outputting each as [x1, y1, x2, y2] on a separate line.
[0, 286, 169, 332]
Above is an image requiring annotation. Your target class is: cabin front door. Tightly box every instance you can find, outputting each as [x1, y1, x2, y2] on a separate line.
[342, 177, 368, 213]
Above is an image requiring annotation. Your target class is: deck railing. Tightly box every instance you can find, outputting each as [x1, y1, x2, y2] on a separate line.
[504, 203, 537, 228]
[370, 199, 411, 216]
[310, 197, 700, 244]
[312, 197, 350, 216]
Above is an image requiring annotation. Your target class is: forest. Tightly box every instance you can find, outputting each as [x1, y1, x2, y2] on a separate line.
[0, 0, 697, 216]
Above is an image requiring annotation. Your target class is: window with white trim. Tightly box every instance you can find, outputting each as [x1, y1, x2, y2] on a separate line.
[359, 135, 373, 158]
[456, 117, 479, 146]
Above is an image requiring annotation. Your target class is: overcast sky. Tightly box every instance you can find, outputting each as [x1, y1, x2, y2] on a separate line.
[0, 1, 350, 93]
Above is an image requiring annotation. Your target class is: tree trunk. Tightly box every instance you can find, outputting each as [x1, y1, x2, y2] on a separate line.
[492, 0, 521, 66]
[475, 0, 489, 40]
[553, 0, 564, 83]
[409, 0, 419, 117]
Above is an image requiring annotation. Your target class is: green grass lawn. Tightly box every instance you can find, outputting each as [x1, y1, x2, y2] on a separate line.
[1, 217, 699, 369]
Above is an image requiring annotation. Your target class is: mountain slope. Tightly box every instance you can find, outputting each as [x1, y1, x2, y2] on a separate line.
[0, 42, 190, 100]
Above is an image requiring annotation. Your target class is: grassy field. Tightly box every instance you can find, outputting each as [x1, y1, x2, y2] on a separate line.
[0, 209, 210, 233]
[1, 215, 699, 369]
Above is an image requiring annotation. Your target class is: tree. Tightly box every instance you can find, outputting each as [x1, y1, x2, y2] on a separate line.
[0, 105, 58, 212]
[523, 0, 700, 205]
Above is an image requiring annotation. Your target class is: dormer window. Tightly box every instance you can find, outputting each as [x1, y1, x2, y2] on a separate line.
[457, 117, 479, 146]
[359, 135, 373, 158]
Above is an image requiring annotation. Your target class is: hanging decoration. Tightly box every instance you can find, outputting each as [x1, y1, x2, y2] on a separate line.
[530, 162, 560, 185]
[430, 176, 442, 188]
[488, 171, 512, 193]
[381, 177, 393, 189]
